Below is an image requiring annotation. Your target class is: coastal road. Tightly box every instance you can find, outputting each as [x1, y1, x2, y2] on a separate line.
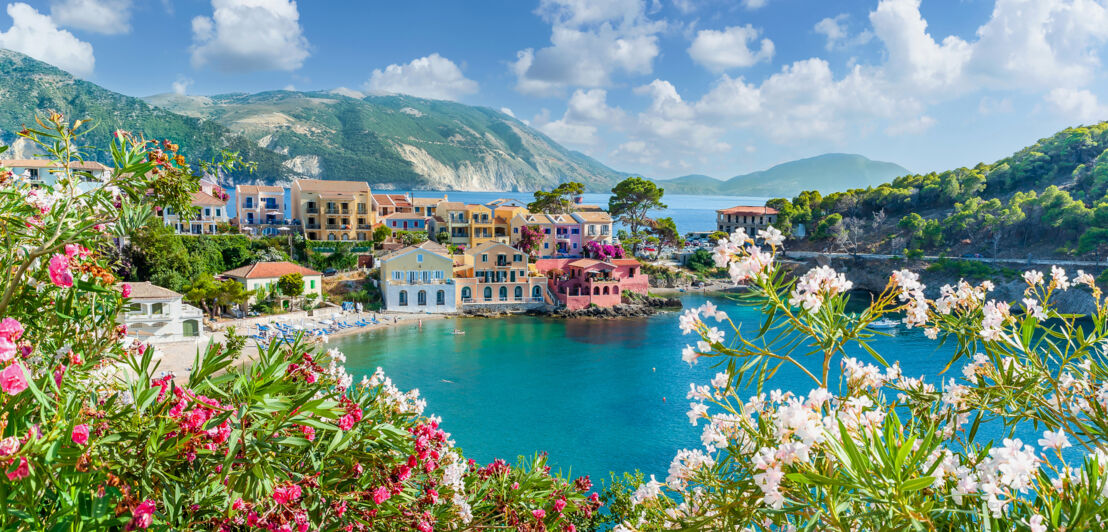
[783, 251, 1108, 269]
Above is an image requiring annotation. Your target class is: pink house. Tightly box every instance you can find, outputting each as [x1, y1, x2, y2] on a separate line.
[535, 258, 650, 310]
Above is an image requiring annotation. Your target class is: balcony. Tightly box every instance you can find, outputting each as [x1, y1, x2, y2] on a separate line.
[325, 208, 348, 215]
[325, 224, 344, 230]
[357, 224, 372, 230]
[305, 223, 321, 229]
[305, 206, 319, 214]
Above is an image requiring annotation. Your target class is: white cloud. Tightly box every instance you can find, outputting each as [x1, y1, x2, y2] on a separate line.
[814, 14, 872, 51]
[172, 75, 193, 95]
[0, 3, 94, 77]
[869, 0, 971, 93]
[329, 86, 365, 99]
[885, 115, 936, 136]
[968, 0, 1108, 90]
[671, 0, 696, 14]
[50, 0, 132, 35]
[687, 25, 774, 71]
[536, 88, 625, 147]
[190, 0, 310, 73]
[365, 53, 478, 101]
[743, 0, 768, 9]
[511, 0, 665, 95]
[1045, 88, 1108, 123]
[978, 96, 1013, 115]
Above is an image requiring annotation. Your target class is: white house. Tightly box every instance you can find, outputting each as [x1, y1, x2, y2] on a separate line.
[163, 177, 229, 235]
[379, 242, 457, 313]
[3, 159, 111, 192]
[221, 262, 324, 305]
[121, 282, 204, 342]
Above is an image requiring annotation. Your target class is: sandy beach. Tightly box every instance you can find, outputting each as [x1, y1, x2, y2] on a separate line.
[152, 311, 451, 383]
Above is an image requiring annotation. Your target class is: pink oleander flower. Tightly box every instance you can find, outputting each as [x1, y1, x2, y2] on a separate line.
[121, 283, 132, 298]
[71, 424, 89, 446]
[48, 254, 73, 288]
[0, 437, 19, 456]
[532, 509, 546, 520]
[299, 425, 316, 441]
[337, 413, 356, 431]
[5, 456, 30, 481]
[554, 498, 567, 512]
[232, 498, 245, 511]
[372, 486, 391, 505]
[0, 364, 28, 395]
[0, 338, 15, 363]
[127, 500, 156, 530]
[0, 318, 23, 342]
[272, 484, 302, 505]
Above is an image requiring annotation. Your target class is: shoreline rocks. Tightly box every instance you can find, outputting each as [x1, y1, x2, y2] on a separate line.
[460, 295, 683, 320]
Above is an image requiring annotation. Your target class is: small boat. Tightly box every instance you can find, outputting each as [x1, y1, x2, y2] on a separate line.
[452, 329, 466, 335]
[870, 318, 900, 329]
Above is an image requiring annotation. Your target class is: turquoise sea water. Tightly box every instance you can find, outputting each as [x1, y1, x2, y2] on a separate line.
[334, 293, 977, 483]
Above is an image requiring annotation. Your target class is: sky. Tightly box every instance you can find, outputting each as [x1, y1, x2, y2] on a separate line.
[1, 0, 1107, 180]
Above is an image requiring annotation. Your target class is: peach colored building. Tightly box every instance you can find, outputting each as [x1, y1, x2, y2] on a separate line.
[290, 179, 375, 242]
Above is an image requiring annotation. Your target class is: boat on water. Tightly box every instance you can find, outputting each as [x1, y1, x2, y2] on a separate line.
[452, 329, 466, 335]
[870, 318, 900, 329]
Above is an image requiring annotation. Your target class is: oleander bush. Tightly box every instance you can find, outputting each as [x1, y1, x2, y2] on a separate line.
[0, 116, 599, 530]
[613, 227, 1108, 530]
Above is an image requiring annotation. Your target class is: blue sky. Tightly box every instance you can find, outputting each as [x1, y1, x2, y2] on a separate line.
[2, 0, 1107, 180]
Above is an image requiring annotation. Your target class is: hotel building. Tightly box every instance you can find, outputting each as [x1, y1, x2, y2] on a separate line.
[290, 179, 375, 242]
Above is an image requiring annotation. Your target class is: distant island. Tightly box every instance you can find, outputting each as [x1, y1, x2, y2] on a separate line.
[653, 153, 909, 197]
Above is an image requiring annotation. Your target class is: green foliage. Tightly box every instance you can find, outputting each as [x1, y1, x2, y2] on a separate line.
[127, 229, 286, 292]
[925, 258, 1019, 280]
[813, 213, 842, 239]
[609, 177, 667, 238]
[784, 123, 1108, 256]
[686, 249, 715, 273]
[528, 181, 585, 213]
[395, 230, 428, 246]
[278, 272, 304, 298]
[373, 224, 392, 246]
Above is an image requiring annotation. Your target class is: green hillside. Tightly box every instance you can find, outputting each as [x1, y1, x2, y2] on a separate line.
[773, 123, 1108, 260]
[0, 49, 285, 181]
[143, 90, 625, 191]
[0, 48, 624, 191]
[655, 154, 909, 197]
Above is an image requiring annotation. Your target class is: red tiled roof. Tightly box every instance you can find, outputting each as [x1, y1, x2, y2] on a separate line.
[373, 193, 412, 208]
[221, 261, 322, 279]
[718, 205, 778, 216]
[612, 259, 641, 266]
[568, 259, 615, 269]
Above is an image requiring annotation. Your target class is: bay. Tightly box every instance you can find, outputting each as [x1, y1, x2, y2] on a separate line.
[334, 293, 973, 483]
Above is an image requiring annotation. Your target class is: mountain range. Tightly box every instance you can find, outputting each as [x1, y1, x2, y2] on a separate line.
[0, 48, 910, 196]
[654, 154, 909, 197]
[0, 49, 623, 191]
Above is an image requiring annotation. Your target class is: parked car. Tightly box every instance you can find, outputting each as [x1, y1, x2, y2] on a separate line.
[324, 268, 337, 276]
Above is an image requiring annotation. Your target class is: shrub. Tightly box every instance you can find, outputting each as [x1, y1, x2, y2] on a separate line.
[0, 116, 600, 530]
[612, 230, 1108, 530]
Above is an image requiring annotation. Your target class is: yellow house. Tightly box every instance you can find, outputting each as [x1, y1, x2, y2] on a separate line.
[455, 241, 548, 307]
[290, 179, 375, 241]
[379, 242, 456, 312]
[492, 205, 528, 243]
[465, 204, 495, 248]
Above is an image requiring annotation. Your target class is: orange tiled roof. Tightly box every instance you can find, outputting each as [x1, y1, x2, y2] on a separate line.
[293, 179, 371, 193]
[191, 191, 227, 207]
[221, 261, 322, 279]
[2, 159, 110, 171]
[236, 184, 284, 194]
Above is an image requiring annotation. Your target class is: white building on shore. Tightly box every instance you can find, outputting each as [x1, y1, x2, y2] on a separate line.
[121, 282, 204, 342]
